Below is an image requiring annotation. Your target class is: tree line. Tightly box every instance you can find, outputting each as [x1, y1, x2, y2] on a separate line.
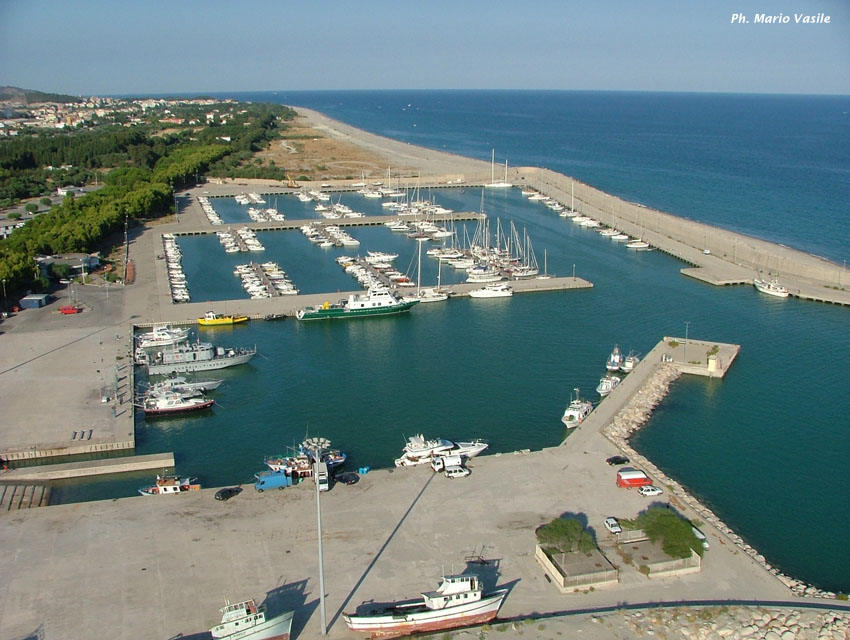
[0, 102, 294, 299]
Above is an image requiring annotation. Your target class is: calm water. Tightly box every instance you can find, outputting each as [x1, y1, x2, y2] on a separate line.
[62, 91, 850, 592]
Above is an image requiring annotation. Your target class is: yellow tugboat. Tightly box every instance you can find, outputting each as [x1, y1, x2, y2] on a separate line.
[198, 311, 249, 326]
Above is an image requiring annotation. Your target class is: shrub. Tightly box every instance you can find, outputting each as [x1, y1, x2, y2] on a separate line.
[536, 517, 596, 554]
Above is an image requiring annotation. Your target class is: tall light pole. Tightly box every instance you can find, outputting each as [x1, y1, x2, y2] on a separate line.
[315, 461, 327, 636]
[684, 321, 690, 362]
[2, 278, 6, 309]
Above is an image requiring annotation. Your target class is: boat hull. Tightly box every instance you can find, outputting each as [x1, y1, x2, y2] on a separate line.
[199, 316, 249, 326]
[211, 609, 293, 640]
[344, 590, 506, 639]
[143, 399, 214, 416]
[297, 300, 418, 321]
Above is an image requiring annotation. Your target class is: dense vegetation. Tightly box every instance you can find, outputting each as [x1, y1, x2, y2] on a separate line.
[0, 101, 294, 298]
[536, 517, 596, 554]
[623, 507, 703, 559]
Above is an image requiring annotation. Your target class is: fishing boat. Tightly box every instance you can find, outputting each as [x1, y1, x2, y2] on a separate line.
[596, 374, 622, 397]
[210, 598, 294, 640]
[142, 392, 215, 415]
[753, 277, 789, 298]
[198, 311, 249, 326]
[263, 452, 314, 479]
[468, 283, 513, 298]
[138, 474, 200, 496]
[344, 573, 508, 638]
[606, 345, 624, 371]
[136, 323, 191, 348]
[137, 341, 257, 375]
[561, 388, 593, 428]
[620, 351, 640, 373]
[296, 287, 419, 321]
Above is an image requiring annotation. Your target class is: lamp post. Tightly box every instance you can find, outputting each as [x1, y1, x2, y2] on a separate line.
[2, 278, 6, 309]
[315, 461, 327, 636]
[684, 321, 690, 362]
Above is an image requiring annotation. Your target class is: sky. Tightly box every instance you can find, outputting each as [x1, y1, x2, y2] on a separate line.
[0, 0, 848, 96]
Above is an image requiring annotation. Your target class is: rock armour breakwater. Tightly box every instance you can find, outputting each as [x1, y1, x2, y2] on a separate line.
[606, 606, 850, 640]
[602, 365, 843, 601]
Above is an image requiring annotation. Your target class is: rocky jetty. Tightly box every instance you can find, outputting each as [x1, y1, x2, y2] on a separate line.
[602, 364, 843, 601]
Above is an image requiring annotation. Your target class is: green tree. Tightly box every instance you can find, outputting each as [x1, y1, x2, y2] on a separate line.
[40, 197, 52, 206]
[631, 507, 703, 558]
[24, 203, 37, 214]
[536, 517, 596, 554]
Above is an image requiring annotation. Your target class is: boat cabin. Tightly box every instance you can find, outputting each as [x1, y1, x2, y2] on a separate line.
[422, 575, 483, 610]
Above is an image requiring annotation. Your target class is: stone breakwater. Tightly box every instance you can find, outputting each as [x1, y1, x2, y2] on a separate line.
[607, 606, 850, 640]
[602, 365, 843, 600]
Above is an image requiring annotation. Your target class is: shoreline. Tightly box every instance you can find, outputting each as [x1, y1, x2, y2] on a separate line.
[0, 106, 847, 639]
[293, 106, 849, 303]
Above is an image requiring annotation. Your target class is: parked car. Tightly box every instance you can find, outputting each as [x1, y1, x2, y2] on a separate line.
[638, 485, 663, 497]
[334, 472, 359, 485]
[214, 487, 241, 501]
[444, 466, 470, 479]
[606, 455, 630, 465]
[604, 517, 622, 534]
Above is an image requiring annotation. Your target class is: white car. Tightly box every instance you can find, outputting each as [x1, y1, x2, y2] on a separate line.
[604, 517, 622, 534]
[638, 485, 663, 497]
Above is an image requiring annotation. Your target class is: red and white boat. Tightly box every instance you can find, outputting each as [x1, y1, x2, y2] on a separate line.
[344, 573, 507, 638]
[138, 474, 200, 496]
[142, 393, 214, 416]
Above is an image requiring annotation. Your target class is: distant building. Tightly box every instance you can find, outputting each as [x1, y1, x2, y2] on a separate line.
[37, 253, 99, 277]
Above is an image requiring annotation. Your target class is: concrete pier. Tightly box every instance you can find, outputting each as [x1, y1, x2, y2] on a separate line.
[0, 452, 175, 481]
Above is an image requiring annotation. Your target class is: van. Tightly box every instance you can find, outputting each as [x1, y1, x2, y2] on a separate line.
[254, 471, 293, 492]
[444, 465, 470, 479]
[431, 454, 462, 473]
[691, 526, 710, 550]
[316, 461, 329, 492]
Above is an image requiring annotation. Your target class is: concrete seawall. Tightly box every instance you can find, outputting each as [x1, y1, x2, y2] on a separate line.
[515, 167, 850, 304]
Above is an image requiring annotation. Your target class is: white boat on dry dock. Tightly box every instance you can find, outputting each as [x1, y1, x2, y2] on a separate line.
[394, 434, 488, 467]
[344, 573, 507, 639]
[210, 598, 294, 640]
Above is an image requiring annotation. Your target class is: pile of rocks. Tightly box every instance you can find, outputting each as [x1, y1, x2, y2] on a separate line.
[601, 364, 844, 601]
[609, 606, 849, 640]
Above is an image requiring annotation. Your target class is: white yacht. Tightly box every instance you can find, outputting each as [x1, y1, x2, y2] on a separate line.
[468, 283, 513, 298]
[136, 324, 191, 349]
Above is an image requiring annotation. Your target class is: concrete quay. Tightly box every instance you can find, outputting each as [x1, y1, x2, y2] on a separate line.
[0, 452, 175, 481]
[0, 483, 50, 510]
[0, 426, 800, 640]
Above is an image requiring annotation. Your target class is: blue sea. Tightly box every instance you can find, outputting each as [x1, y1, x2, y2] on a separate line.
[77, 91, 849, 593]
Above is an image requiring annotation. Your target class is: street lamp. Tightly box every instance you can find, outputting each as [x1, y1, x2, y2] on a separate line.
[684, 321, 690, 362]
[2, 278, 6, 309]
